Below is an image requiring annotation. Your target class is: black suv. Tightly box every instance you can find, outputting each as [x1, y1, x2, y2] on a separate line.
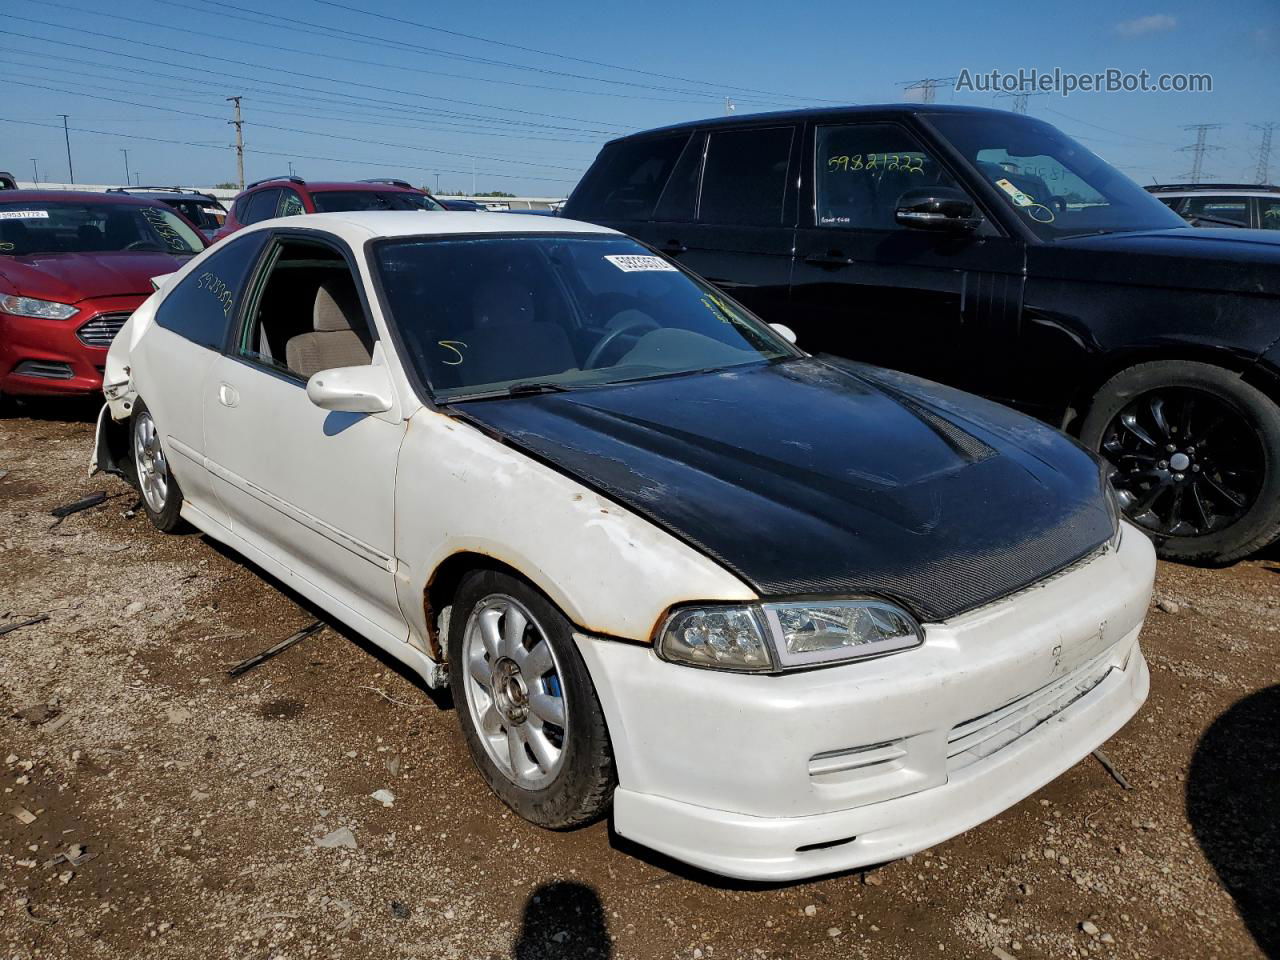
[563, 104, 1280, 564]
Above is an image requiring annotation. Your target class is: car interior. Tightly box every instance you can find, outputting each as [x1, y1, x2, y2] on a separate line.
[239, 239, 375, 380]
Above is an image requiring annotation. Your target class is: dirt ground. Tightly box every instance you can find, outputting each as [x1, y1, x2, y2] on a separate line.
[1, 399, 1277, 960]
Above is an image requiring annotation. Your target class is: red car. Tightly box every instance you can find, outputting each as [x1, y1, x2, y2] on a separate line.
[212, 176, 441, 241]
[0, 191, 206, 399]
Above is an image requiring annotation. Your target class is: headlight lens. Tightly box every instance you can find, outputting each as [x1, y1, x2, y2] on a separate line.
[658, 599, 922, 672]
[657, 605, 774, 672]
[1, 295, 78, 320]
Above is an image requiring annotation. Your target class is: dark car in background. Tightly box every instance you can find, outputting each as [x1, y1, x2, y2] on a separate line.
[0, 190, 206, 399]
[213, 176, 441, 241]
[563, 104, 1280, 564]
[107, 187, 228, 240]
[1147, 183, 1280, 230]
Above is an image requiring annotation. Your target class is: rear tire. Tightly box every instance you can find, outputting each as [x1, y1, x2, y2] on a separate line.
[1080, 361, 1280, 563]
[130, 400, 185, 533]
[448, 570, 615, 829]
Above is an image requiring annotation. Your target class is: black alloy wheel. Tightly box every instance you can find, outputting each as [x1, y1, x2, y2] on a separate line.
[1102, 387, 1263, 538]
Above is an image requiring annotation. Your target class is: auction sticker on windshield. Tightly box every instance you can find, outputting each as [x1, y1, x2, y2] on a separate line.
[0, 210, 50, 220]
[604, 254, 678, 272]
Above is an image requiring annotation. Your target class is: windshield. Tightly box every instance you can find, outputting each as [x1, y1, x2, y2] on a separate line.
[167, 199, 225, 230]
[0, 201, 205, 256]
[928, 113, 1187, 239]
[312, 190, 441, 213]
[374, 233, 797, 400]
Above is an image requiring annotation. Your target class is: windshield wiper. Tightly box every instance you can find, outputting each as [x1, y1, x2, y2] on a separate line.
[504, 381, 574, 396]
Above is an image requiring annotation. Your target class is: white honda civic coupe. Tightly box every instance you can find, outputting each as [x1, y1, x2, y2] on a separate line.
[93, 211, 1155, 881]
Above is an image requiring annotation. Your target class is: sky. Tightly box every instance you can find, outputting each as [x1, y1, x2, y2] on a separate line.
[1, 0, 1277, 196]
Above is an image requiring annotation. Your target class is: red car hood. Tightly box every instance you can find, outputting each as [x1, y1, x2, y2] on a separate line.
[0, 251, 194, 304]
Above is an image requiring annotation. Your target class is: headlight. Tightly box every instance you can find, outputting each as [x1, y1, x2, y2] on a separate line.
[1101, 465, 1124, 551]
[657, 599, 923, 673]
[1, 295, 78, 320]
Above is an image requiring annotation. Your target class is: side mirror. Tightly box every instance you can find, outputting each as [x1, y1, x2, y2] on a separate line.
[895, 187, 983, 233]
[770, 323, 798, 344]
[306, 364, 394, 414]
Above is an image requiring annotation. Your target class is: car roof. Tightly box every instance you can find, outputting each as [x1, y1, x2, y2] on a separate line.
[248, 179, 424, 193]
[605, 102, 1026, 143]
[122, 190, 220, 202]
[237, 210, 618, 241]
[1145, 185, 1280, 196]
[0, 189, 159, 206]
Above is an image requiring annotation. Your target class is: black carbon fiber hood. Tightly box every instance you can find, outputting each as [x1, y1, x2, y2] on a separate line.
[454, 357, 1113, 622]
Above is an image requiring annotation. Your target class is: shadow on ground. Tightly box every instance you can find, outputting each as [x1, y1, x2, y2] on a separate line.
[513, 881, 611, 959]
[1187, 685, 1280, 958]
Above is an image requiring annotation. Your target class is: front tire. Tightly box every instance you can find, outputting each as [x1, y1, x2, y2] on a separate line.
[1081, 361, 1280, 563]
[131, 401, 184, 533]
[448, 570, 615, 829]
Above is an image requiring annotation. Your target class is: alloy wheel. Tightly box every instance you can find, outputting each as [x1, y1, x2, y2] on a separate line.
[461, 594, 568, 790]
[133, 411, 170, 514]
[1101, 388, 1264, 538]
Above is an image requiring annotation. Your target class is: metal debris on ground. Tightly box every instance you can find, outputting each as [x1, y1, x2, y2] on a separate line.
[11, 804, 38, 824]
[0, 615, 50, 637]
[1092, 748, 1132, 790]
[49, 491, 110, 518]
[227, 622, 324, 677]
[48, 845, 95, 868]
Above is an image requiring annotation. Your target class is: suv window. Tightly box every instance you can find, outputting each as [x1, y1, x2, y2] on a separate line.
[653, 133, 704, 221]
[565, 135, 689, 222]
[1183, 196, 1250, 226]
[154, 232, 269, 349]
[277, 188, 306, 218]
[699, 126, 793, 227]
[1260, 197, 1280, 230]
[242, 188, 282, 225]
[816, 123, 960, 230]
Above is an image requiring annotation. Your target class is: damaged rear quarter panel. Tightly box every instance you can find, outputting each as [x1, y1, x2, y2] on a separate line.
[392, 408, 757, 647]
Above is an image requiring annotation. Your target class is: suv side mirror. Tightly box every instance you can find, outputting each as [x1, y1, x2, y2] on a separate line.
[307, 364, 394, 414]
[895, 187, 983, 233]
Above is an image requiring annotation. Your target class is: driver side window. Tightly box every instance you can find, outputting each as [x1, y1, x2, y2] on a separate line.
[815, 123, 960, 230]
[237, 238, 375, 381]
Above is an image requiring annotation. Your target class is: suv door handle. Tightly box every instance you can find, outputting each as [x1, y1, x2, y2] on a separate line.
[659, 241, 687, 255]
[218, 383, 239, 408]
[803, 251, 851, 267]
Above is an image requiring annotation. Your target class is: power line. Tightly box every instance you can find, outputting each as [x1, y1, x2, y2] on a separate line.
[1042, 107, 1179, 147]
[0, 75, 586, 173]
[900, 77, 955, 103]
[0, 47, 604, 147]
[2, 15, 628, 134]
[220, 0, 835, 103]
[0, 116, 579, 183]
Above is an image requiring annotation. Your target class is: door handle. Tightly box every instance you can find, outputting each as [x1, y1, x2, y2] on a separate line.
[803, 251, 851, 267]
[659, 241, 687, 255]
[217, 383, 239, 408]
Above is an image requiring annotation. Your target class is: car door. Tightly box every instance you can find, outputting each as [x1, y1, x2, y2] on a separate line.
[666, 124, 799, 322]
[790, 120, 1024, 392]
[200, 230, 406, 644]
[131, 231, 269, 529]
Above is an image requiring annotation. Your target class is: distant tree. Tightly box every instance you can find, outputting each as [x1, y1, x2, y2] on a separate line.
[214, 182, 238, 190]
[475, 190, 515, 197]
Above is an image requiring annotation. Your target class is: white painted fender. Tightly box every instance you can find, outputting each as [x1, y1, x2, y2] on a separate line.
[392, 407, 757, 648]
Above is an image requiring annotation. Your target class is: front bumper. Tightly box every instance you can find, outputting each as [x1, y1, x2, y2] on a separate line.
[576, 525, 1155, 881]
[0, 296, 142, 397]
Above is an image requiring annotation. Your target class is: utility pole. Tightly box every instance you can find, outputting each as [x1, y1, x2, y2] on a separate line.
[901, 77, 955, 103]
[471, 160, 476, 196]
[120, 148, 131, 186]
[435, 172, 440, 193]
[57, 114, 74, 184]
[287, 161, 295, 177]
[1249, 122, 1277, 185]
[227, 96, 245, 190]
[30, 158, 38, 185]
[1178, 123, 1223, 184]
[724, 97, 736, 115]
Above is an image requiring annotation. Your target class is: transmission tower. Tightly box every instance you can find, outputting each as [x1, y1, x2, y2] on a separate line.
[901, 77, 955, 104]
[996, 91, 1042, 114]
[1178, 123, 1223, 184]
[1250, 122, 1277, 184]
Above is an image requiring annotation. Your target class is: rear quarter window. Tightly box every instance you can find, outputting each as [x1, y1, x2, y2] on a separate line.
[564, 134, 689, 222]
[154, 232, 268, 350]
